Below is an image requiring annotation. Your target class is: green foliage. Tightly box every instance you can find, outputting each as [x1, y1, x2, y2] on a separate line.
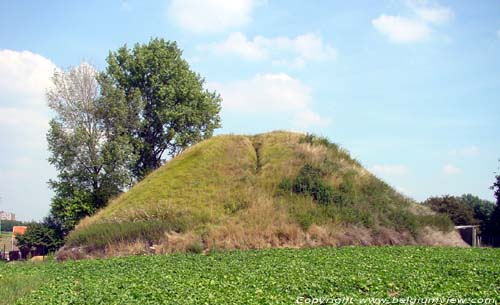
[423, 195, 477, 226]
[459, 194, 495, 224]
[102, 37, 222, 179]
[280, 164, 346, 206]
[485, 162, 500, 245]
[0, 220, 29, 233]
[416, 214, 454, 232]
[485, 206, 500, 246]
[292, 164, 335, 205]
[3, 247, 500, 304]
[46, 64, 136, 237]
[386, 209, 420, 235]
[186, 240, 204, 254]
[48, 185, 96, 235]
[299, 133, 360, 167]
[15, 223, 63, 255]
[66, 221, 177, 251]
[299, 133, 331, 147]
[492, 161, 500, 205]
[0, 269, 47, 305]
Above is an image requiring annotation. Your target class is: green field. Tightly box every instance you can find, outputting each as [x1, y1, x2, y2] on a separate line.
[0, 247, 499, 304]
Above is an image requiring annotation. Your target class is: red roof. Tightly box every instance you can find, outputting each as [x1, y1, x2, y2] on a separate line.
[12, 226, 27, 238]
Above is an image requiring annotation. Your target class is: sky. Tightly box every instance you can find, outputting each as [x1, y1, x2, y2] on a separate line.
[0, 0, 499, 221]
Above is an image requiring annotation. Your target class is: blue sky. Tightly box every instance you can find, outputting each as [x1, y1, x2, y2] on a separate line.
[0, 0, 499, 220]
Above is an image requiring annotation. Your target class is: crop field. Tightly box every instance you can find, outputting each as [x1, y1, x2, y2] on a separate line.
[1, 247, 499, 305]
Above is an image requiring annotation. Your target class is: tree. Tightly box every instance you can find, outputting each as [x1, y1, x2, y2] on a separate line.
[492, 161, 500, 205]
[486, 161, 500, 246]
[15, 221, 63, 255]
[0, 220, 29, 232]
[47, 63, 135, 235]
[423, 195, 476, 226]
[459, 194, 495, 226]
[101, 38, 221, 179]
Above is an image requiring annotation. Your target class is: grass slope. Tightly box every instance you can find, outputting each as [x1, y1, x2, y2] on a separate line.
[4, 247, 500, 304]
[65, 131, 457, 257]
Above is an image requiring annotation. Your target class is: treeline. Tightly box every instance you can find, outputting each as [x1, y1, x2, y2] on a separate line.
[15, 38, 221, 255]
[423, 164, 500, 247]
[423, 193, 499, 245]
[0, 220, 30, 232]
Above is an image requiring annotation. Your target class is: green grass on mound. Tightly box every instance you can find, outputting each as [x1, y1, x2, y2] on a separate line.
[2, 247, 499, 304]
[66, 131, 453, 253]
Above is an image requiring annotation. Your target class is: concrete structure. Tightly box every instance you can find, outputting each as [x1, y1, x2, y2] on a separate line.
[0, 211, 15, 221]
[455, 225, 480, 247]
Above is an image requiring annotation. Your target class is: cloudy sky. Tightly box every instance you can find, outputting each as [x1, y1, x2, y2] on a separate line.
[1, 0, 499, 220]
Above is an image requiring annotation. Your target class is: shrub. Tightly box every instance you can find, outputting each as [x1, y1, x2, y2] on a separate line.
[65, 221, 176, 251]
[186, 240, 204, 254]
[279, 164, 340, 206]
[417, 214, 454, 232]
[299, 133, 331, 147]
[277, 177, 293, 195]
[387, 209, 420, 236]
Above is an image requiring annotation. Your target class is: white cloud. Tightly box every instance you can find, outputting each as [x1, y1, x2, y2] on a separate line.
[0, 49, 58, 220]
[0, 50, 56, 106]
[200, 32, 336, 67]
[200, 32, 266, 60]
[448, 146, 480, 157]
[407, 1, 453, 24]
[372, 15, 431, 43]
[372, 1, 453, 43]
[0, 50, 55, 132]
[370, 164, 409, 176]
[443, 164, 461, 175]
[208, 73, 329, 128]
[167, 0, 259, 33]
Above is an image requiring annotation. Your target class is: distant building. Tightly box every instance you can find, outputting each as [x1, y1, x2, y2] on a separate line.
[0, 211, 15, 221]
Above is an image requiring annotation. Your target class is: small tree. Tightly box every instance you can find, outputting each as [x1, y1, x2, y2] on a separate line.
[101, 38, 222, 179]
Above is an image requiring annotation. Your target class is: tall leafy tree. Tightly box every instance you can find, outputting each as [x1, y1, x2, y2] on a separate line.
[459, 194, 495, 226]
[101, 38, 222, 179]
[492, 162, 500, 205]
[47, 63, 135, 234]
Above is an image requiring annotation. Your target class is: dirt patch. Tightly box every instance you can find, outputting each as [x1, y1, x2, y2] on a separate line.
[419, 227, 469, 247]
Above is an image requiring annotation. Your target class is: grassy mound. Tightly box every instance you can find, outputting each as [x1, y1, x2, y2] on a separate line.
[64, 131, 458, 257]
